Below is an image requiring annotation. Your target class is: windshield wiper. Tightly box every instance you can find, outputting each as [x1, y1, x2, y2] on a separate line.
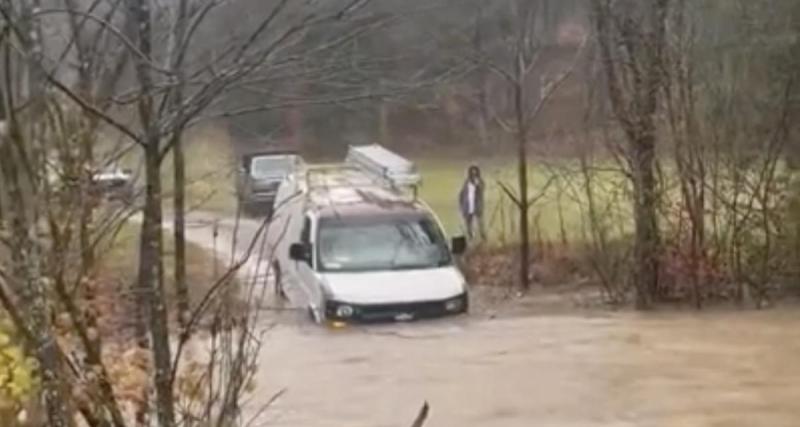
[391, 262, 441, 270]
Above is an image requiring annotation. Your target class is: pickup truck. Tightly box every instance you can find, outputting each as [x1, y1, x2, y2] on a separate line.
[236, 150, 302, 216]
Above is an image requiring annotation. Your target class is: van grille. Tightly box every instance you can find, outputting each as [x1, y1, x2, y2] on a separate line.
[325, 294, 467, 323]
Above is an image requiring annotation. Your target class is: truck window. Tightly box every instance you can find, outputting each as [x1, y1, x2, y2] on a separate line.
[250, 155, 294, 179]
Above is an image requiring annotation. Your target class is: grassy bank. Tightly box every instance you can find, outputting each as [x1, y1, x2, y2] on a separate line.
[156, 135, 635, 243]
[112, 125, 239, 214]
[161, 126, 238, 214]
[416, 157, 632, 242]
[114, 123, 633, 238]
[96, 221, 240, 325]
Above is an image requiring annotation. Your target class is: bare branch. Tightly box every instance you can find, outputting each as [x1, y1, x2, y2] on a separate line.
[525, 38, 588, 123]
[410, 402, 430, 427]
[528, 174, 557, 206]
[35, 7, 175, 76]
[497, 179, 522, 208]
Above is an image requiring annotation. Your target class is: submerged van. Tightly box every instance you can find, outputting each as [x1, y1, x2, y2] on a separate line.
[269, 145, 468, 323]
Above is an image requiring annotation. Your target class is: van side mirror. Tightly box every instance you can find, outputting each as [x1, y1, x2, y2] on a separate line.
[289, 242, 312, 263]
[451, 236, 467, 255]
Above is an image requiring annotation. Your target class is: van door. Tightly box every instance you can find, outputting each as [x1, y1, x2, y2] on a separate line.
[268, 179, 297, 266]
[294, 215, 322, 316]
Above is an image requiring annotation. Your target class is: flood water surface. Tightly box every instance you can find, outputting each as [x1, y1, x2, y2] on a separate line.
[179, 216, 800, 426]
[248, 310, 800, 427]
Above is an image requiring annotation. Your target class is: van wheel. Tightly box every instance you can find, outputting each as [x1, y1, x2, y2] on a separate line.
[272, 261, 287, 301]
[308, 306, 321, 324]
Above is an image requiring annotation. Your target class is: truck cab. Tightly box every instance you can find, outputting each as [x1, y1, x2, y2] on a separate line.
[269, 145, 468, 324]
[236, 150, 302, 216]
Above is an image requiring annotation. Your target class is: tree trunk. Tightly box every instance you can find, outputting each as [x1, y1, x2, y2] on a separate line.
[128, 0, 176, 424]
[173, 132, 189, 329]
[514, 81, 531, 291]
[631, 132, 660, 308]
[137, 139, 175, 427]
[1, 122, 72, 427]
[378, 97, 391, 147]
[1, 6, 72, 419]
[592, 0, 669, 308]
[79, 133, 95, 271]
[665, 0, 705, 308]
[171, 0, 190, 331]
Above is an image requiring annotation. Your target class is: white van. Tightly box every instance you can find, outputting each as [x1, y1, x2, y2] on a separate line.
[268, 145, 468, 323]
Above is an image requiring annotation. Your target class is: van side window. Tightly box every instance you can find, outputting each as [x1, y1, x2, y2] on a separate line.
[300, 217, 311, 244]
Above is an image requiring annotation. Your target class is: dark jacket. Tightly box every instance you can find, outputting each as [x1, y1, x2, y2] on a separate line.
[458, 177, 485, 218]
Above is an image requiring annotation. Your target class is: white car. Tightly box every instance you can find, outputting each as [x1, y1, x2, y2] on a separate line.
[45, 158, 134, 203]
[92, 166, 134, 202]
[268, 145, 468, 323]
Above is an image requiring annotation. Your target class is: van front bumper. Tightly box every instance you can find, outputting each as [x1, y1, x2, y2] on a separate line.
[324, 292, 468, 323]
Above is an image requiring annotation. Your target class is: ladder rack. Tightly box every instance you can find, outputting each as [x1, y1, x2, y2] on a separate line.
[345, 144, 421, 190]
[301, 144, 421, 202]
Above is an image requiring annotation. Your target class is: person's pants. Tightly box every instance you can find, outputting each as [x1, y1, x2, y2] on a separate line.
[464, 213, 486, 240]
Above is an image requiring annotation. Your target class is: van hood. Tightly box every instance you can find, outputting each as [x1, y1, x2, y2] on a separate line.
[320, 267, 466, 305]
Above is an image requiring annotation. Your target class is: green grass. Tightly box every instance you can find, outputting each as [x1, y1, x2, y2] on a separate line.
[416, 156, 800, 249]
[111, 125, 239, 214]
[96, 221, 237, 314]
[157, 127, 631, 230]
[113, 123, 797, 248]
[161, 126, 238, 214]
[415, 157, 632, 243]
[157, 133, 635, 243]
[99, 124, 633, 234]
[98, 122, 798, 246]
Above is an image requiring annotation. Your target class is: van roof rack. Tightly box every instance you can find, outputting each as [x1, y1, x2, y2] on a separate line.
[301, 144, 421, 205]
[345, 144, 421, 190]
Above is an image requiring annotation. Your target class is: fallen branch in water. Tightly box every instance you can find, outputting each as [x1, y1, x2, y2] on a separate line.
[411, 401, 429, 427]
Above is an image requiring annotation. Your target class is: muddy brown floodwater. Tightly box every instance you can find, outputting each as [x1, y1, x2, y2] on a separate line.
[181, 214, 800, 427]
[241, 310, 800, 427]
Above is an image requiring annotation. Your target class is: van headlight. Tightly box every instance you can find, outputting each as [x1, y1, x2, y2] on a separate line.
[444, 296, 465, 312]
[336, 304, 355, 318]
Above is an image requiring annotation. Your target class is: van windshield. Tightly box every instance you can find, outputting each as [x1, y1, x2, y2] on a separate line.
[250, 155, 293, 179]
[317, 216, 452, 272]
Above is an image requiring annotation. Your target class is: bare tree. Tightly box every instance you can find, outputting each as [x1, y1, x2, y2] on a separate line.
[592, 0, 669, 308]
[0, 2, 74, 425]
[1, 0, 377, 425]
[465, 0, 584, 290]
[168, 0, 191, 331]
[662, 0, 706, 308]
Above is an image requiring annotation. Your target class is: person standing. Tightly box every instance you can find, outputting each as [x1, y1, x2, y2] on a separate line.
[458, 165, 486, 240]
